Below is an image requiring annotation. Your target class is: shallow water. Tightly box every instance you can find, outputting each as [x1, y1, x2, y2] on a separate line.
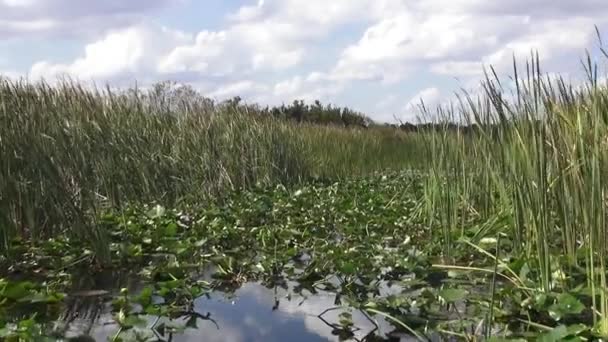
[62, 280, 415, 342]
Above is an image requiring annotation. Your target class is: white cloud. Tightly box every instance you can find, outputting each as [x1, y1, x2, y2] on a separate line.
[159, 31, 228, 74]
[228, 0, 265, 22]
[207, 80, 269, 99]
[325, 1, 608, 87]
[158, 0, 409, 77]
[327, 10, 504, 84]
[270, 73, 345, 104]
[158, 0, 389, 76]
[485, 18, 598, 71]
[405, 87, 442, 111]
[228, 0, 395, 36]
[218, 21, 305, 72]
[0, 69, 20, 81]
[231, 282, 385, 341]
[30, 24, 190, 82]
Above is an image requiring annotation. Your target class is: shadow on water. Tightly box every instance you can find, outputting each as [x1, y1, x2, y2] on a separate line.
[56, 268, 145, 339]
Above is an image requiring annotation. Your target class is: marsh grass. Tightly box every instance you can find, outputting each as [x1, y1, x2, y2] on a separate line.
[420, 52, 608, 334]
[0, 78, 421, 262]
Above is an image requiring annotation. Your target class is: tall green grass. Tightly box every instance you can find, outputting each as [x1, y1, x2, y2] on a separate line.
[420, 53, 608, 334]
[0, 77, 422, 262]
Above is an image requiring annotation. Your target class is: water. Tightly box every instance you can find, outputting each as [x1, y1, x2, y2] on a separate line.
[62, 280, 412, 342]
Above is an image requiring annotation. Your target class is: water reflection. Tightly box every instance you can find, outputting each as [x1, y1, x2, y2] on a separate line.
[181, 282, 385, 342]
[68, 280, 406, 341]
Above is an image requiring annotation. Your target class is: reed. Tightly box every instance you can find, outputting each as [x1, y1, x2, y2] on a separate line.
[420, 53, 608, 334]
[0, 77, 419, 262]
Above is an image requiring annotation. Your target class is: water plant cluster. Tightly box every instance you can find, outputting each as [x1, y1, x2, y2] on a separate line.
[0, 171, 603, 341]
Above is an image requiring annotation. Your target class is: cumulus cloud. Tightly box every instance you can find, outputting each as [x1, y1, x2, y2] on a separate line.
[159, 31, 229, 74]
[159, 23, 304, 74]
[6, 0, 608, 121]
[333, 2, 607, 81]
[330, 12, 500, 83]
[157, 0, 393, 75]
[29, 24, 190, 83]
[228, 0, 396, 37]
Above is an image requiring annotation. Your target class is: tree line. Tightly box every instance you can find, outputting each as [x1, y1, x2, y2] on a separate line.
[126, 81, 507, 132]
[133, 81, 372, 128]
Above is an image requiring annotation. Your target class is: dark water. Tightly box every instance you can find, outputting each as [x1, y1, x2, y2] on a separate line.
[61, 280, 416, 342]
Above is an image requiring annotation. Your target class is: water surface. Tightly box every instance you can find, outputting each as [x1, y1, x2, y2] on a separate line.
[65, 280, 412, 341]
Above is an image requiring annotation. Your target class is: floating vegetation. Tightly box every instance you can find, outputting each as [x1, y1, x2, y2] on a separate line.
[0, 171, 605, 341]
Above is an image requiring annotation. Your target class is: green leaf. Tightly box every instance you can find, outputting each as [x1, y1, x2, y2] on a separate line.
[17, 316, 37, 329]
[165, 222, 178, 237]
[536, 325, 569, 342]
[122, 315, 146, 328]
[548, 293, 584, 321]
[438, 288, 468, 302]
[339, 262, 356, 275]
[2, 282, 32, 301]
[534, 293, 548, 309]
[566, 324, 588, 335]
[136, 286, 153, 307]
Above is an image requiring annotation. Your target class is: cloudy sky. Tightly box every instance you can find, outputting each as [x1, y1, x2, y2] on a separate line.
[1, 0, 607, 122]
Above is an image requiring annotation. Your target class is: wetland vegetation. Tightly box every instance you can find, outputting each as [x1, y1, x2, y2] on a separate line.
[2, 50, 608, 341]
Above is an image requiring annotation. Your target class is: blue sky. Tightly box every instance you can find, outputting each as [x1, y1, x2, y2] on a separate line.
[1, 0, 607, 122]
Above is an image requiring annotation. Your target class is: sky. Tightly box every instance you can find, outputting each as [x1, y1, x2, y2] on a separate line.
[1, 0, 608, 123]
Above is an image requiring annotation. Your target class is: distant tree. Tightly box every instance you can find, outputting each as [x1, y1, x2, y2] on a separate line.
[123, 84, 376, 129]
[291, 100, 305, 122]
